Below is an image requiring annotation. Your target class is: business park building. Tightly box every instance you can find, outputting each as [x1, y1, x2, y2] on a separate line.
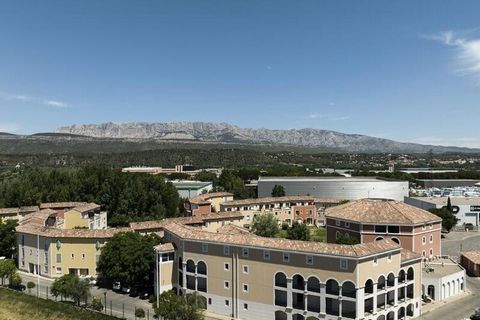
[258, 177, 409, 202]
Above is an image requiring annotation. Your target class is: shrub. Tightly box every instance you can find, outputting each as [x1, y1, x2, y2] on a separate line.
[91, 297, 103, 311]
[26, 281, 35, 293]
[135, 307, 145, 319]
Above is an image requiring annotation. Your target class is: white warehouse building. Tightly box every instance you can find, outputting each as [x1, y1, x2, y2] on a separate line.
[257, 176, 409, 201]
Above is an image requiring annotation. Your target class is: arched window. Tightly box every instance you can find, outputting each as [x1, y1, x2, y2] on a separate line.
[292, 314, 305, 320]
[365, 279, 374, 294]
[336, 231, 341, 240]
[386, 311, 395, 320]
[197, 261, 207, 275]
[307, 277, 320, 293]
[186, 259, 196, 273]
[292, 274, 305, 290]
[375, 237, 384, 242]
[407, 267, 414, 281]
[275, 311, 288, 320]
[398, 269, 406, 283]
[275, 272, 287, 288]
[326, 279, 339, 295]
[377, 275, 386, 290]
[387, 273, 395, 287]
[342, 281, 356, 298]
[391, 237, 400, 245]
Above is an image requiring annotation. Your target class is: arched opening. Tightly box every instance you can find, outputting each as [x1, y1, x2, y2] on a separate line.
[365, 279, 374, 294]
[387, 273, 395, 287]
[307, 277, 320, 293]
[376, 315, 385, 320]
[197, 261, 207, 275]
[427, 285, 435, 300]
[342, 281, 356, 298]
[275, 311, 288, 320]
[407, 267, 414, 281]
[292, 274, 305, 290]
[391, 237, 400, 245]
[186, 259, 196, 273]
[326, 279, 339, 295]
[375, 237, 384, 242]
[292, 314, 305, 320]
[377, 275, 386, 291]
[398, 306, 405, 319]
[407, 303, 414, 316]
[398, 269, 406, 283]
[275, 272, 287, 288]
[386, 311, 395, 320]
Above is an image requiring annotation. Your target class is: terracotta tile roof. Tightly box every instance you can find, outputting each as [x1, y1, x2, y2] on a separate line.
[71, 203, 101, 213]
[222, 196, 315, 207]
[400, 249, 422, 263]
[216, 224, 250, 235]
[325, 199, 442, 225]
[163, 222, 401, 258]
[130, 212, 244, 231]
[0, 206, 39, 216]
[154, 243, 175, 252]
[40, 202, 88, 209]
[19, 206, 40, 213]
[461, 251, 480, 264]
[314, 198, 343, 204]
[16, 223, 131, 238]
[19, 209, 57, 226]
[190, 192, 233, 205]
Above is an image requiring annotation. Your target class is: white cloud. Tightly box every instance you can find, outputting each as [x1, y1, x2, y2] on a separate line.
[428, 30, 480, 79]
[44, 100, 68, 108]
[0, 91, 68, 109]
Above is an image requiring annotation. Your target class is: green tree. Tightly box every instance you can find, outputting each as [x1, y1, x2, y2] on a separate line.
[271, 185, 286, 197]
[9, 271, 22, 287]
[0, 220, 18, 258]
[335, 234, 360, 245]
[429, 208, 458, 232]
[153, 291, 204, 320]
[287, 222, 310, 241]
[97, 232, 159, 288]
[250, 214, 279, 238]
[135, 307, 145, 319]
[0, 259, 16, 286]
[51, 274, 90, 306]
[446, 197, 453, 212]
[218, 170, 252, 199]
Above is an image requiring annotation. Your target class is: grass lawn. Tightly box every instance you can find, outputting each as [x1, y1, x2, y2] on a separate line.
[0, 287, 117, 320]
[275, 226, 326, 242]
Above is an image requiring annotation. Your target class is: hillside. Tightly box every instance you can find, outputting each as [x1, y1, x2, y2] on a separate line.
[56, 121, 479, 153]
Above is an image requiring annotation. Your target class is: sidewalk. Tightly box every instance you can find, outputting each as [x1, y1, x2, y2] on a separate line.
[421, 290, 471, 315]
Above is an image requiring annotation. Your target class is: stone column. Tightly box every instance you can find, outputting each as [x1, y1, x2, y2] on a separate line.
[338, 286, 343, 317]
[320, 283, 326, 314]
[356, 287, 365, 319]
[287, 278, 292, 309]
[304, 280, 308, 311]
[373, 283, 378, 314]
[394, 277, 399, 306]
[182, 262, 187, 291]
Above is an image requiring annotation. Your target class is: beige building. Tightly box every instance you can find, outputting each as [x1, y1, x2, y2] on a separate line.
[155, 222, 423, 320]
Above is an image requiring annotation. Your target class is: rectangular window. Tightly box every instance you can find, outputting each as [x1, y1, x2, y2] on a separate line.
[56, 267, 62, 274]
[283, 253, 290, 263]
[263, 250, 271, 260]
[81, 253, 86, 260]
[56, 253, 62, 263]
[375, 225, 387, 233]
[306, 255, 314, 265]
[202, 243, 208, 253]
[387, 254, 392, 262]
[243, 284, 248, 292]
[429, 235, 433, 243]
[224, 263, 230, 271]
[225, 300, 230, 307]
[70, 253, 74, 260]
[336, 220, 341, 226]
[243, 303, 248, 310]
[345, 222, 350, 228]
[422, 237, 426, 245]
[243, 265, 249, 274]
[340, 259, 348, 270]
[242, 248, 249, 258]
[373, 257, 378, 265]
[224, 281, 230, 289]
[223, 245, 230, 256]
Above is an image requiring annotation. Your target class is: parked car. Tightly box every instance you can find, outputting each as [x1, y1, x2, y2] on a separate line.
[121, 285, 131, 294]
[112, 281, 121, 292]
[129, 287, 139, 297]
[470, 314, 480, 320]
[9, 284, 26, 291]
[139, 289, 150, 300]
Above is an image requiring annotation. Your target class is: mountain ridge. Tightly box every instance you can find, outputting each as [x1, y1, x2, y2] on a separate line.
[56, 121, 479, 153]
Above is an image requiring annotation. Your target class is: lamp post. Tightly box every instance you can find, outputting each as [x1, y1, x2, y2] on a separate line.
[103, 291, 107, 313]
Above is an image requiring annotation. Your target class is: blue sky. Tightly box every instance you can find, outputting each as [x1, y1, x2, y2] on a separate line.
[1, 1, 480, 147]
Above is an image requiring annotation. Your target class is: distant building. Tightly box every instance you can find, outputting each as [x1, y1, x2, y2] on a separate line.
[171, 180, 213, 199]
[257, 176, 409, 201]
[405, 197, 480, 227]
[188, 192, 234, 216]
[122, 165, 222, 176]
[416, 179, 480, 188]
[0, 206, 39, 222]
[461, 251, 480, 277]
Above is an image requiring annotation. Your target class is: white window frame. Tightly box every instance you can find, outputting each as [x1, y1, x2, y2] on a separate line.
[202, 243, 208, 253]
[345, 221, 350, 228]
[224, 262, 230, 271]
[243, 303, 248, 310]
[263, 250, 271, 260]
[283, 253, 290, 263]
[336, 220, 341, 226]
[224, 281, 230, 289]
[306, 255, 313, 265]
[242, 248, 249, 258]
[243, 283, 248, 292]
[243, 265, 249, 274]
[422, 236, 426, 245]
[223, 245, 230, 256]
[340, 259, 348, 270]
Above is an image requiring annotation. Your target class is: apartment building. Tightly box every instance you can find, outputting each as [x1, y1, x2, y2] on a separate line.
[15, 210, 128, 278]
[325, 199, 442, 258]
[188, 192, 234, 215]
[155, 222, 422, 320]
[220, 196, 318, 227]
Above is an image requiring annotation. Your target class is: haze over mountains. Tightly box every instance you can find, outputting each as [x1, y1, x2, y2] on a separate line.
[55, 122, 479, 153]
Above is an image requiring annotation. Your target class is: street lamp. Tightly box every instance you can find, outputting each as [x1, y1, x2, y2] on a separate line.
[103, 291, 107, 313]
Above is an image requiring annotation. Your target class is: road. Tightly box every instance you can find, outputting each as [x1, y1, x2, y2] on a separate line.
[19, 272, 155, 320]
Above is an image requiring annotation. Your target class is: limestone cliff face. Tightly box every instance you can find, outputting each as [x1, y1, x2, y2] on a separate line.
[56, 121, 476, 153]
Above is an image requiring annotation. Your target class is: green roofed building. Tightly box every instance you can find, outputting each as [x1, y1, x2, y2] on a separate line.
[170, 180, 213, 199]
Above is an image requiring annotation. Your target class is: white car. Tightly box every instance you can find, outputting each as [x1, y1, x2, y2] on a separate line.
[112, 281, 121, 291]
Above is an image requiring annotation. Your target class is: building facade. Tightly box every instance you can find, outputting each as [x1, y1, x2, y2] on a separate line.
[188, 192, 234, 216]
[171, 181, 213, 199]
[325, 199, 443, 259]
[257, 177, 409, 202]
[460, 251, 480, 277]
[155, 222, 423, 320]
